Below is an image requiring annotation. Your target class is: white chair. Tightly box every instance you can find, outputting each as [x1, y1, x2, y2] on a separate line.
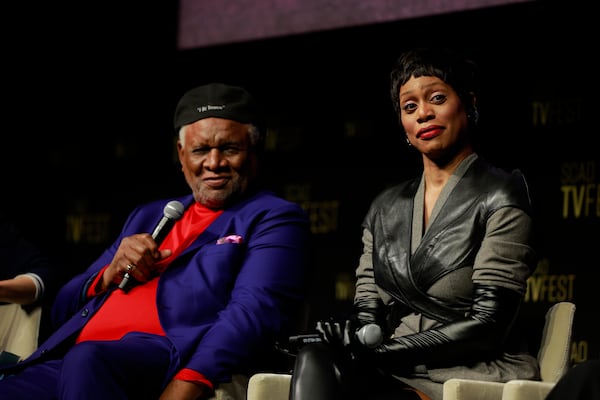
[443, 301, 576, 400]
[247, 372, 292, 400]
[0, 303, 42, 362]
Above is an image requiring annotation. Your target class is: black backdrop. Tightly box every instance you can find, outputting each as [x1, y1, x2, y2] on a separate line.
[2, 1, 596, 363]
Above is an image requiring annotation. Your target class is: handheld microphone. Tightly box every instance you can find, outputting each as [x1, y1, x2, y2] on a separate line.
[118, 200, 185, 290]
[288, 323, 383, 349]
[287, 333, 324, 346]
[150, 200, 185, 246]
[355, 323, 383, 348]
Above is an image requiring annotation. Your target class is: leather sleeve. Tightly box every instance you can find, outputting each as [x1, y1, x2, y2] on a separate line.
[353, 298, 382, 326]
[367, 283, 523, 371]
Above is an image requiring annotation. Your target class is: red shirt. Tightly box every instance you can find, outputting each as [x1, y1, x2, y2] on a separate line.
[76, 202, 223, 388]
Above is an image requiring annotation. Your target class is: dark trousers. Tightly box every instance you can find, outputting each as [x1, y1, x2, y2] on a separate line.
[0, 332, 177, 400]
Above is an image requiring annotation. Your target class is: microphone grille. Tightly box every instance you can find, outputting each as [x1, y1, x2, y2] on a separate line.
[357, 323, 383, 348]
[164, 200, 184, 220]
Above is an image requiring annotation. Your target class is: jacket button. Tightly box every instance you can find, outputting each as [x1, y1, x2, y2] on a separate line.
[81, 308, 89, 317]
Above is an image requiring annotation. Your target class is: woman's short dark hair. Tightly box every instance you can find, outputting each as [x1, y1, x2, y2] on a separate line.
[390, 47, 480, 117]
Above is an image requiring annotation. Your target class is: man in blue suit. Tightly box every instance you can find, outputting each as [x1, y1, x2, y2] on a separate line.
[0, 83, 311, 399]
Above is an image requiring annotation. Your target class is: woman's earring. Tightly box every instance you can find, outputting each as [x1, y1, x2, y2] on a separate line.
[405, 136, 411, 146]
[469, 107, 479, 126]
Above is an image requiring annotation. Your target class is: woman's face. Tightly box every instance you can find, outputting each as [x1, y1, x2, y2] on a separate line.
[398, 75, 471, 162]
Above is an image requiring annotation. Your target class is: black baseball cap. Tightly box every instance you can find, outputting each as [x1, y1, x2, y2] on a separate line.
[173, 83, 265, 133]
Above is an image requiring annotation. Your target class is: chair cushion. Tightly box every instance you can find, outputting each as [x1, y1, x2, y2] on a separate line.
[443, 378, 504, 400]
[501, 379, 555, 400]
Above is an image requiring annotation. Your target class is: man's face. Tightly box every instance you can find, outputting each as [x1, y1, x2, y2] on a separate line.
[177, 117, 257, 209]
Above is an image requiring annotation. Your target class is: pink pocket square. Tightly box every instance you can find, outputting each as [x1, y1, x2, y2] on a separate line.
[216, 234, 244, 245]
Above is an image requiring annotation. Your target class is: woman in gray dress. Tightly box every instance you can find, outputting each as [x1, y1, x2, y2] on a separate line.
[288, 47, 540, 400]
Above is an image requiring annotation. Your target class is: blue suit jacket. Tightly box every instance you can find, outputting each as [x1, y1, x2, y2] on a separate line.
[4, 190, 310, 384]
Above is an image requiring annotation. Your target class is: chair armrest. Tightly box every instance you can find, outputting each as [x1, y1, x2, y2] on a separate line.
[247, 373, 291, 400]
[443, 378, 504, 400]
[501, 379, 555, 400]
[0, 304, 42, 360]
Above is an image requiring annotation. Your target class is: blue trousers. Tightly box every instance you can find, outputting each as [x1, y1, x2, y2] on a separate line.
[0, 332, 178, 400]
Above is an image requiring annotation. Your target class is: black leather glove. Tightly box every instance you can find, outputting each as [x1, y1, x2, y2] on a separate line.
[315, 319, 354, 348]
[315, 301, 385, 360]
[368, 284, 523, 371]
